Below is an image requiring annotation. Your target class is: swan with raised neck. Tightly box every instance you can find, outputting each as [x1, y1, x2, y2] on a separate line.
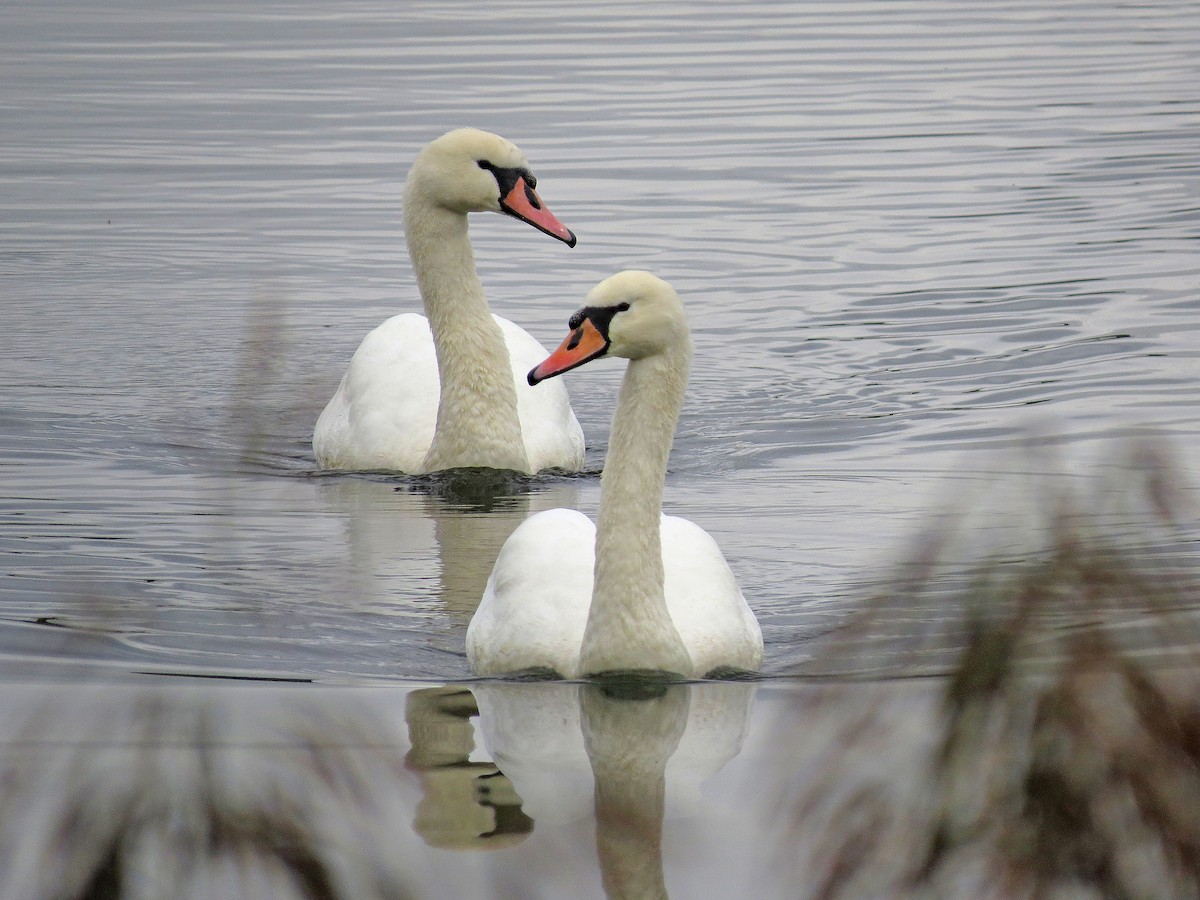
[313, 128, 584, 474]
[467, 271, 763, 678]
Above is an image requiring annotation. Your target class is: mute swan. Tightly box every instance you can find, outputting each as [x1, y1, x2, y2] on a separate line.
[313, 128, 585, 474]
[467, 271, 763, 678]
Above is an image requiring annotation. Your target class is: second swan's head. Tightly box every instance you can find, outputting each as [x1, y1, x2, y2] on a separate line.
[406, 127, 576, 246]
[528, 270, 690, 385]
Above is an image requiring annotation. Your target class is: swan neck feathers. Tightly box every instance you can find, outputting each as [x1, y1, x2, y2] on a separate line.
[581, 338, 693, 676]
[404, 164, 531, 473]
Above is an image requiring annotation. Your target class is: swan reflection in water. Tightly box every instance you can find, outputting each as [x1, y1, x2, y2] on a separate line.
[407, 679, 756, 897]
[316, 471, 581, 623]
[0, 679, 754, 899]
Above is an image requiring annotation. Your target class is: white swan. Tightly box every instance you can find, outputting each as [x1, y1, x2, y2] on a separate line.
[313, 128, 585, 474]
[467, 271, 763, 678]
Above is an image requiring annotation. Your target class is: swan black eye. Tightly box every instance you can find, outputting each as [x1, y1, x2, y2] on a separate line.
[477, 159, 513, 194]
[616, 302, 630, 312]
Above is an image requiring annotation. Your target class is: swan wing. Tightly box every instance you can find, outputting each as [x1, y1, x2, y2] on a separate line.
[661, 514, 764, 674]
[313, 314, 439, 472]
[314, 314, 583, 474]
[495, 316, 586, 473]
[467, 508, 595, 677]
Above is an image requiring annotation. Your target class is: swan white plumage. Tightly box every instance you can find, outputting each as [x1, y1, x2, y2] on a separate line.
[467, 271, 763, 678]
[313, 128, 585, 474]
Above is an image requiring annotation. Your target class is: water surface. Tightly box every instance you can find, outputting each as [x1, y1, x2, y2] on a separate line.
[2, 0, 1198, 689]
[4, 1, 1200, 896]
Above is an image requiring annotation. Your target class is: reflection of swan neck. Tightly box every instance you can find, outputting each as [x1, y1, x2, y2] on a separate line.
[433, 492, 533, 622]
[594, 766, 670, 900]
[582, 344, 692, 675]
[583, 686, 689, 900]
[404, 181, 529, 474]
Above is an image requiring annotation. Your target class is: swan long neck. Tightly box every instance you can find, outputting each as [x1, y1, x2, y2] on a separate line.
[404, 183, 530, 474]
[579, 338, 693, 676]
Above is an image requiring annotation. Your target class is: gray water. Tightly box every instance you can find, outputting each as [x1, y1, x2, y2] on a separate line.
[4, 0, 1197, 682]
[4, 1, 1200, 895]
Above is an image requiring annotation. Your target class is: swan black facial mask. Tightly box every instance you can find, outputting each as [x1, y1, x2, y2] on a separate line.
[477, 160, 577, 247]
[527, 303, 630, 385]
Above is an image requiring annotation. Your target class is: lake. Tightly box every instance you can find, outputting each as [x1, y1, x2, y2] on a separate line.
[2, 0, 1199, 895]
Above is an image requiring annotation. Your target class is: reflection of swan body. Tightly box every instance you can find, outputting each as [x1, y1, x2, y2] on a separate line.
[467, 272, 763, 678]
[472, 681, 756, 826]
[313, 128, 584, 474]
[315, 475, 580, 623]
[403, 686, 532, 849]
[472, 680, 756, 898]
[663, 682, 757, 816]
[472, 682, 595, 827]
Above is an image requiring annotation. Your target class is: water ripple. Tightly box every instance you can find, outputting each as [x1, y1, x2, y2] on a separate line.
[2, 0, 1199, 677]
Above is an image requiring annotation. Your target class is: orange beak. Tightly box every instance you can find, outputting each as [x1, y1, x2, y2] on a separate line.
[500, 177, 577, 247]
[528, 318, 609, 385]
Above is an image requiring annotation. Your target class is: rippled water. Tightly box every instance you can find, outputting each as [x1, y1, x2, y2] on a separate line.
[3, 0, 1199, 681]
[4, 2, 1200, 895]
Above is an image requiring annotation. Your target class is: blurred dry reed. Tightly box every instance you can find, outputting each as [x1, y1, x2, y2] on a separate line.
[782, 436, 1200, 899]
[0, 687, 449, 900]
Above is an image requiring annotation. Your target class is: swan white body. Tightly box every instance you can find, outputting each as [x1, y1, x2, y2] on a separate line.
[313, 128, 584, 474]
[314, 313, 582, 473]
[469, 508, 762, 678]
[467, 271, 763, 678]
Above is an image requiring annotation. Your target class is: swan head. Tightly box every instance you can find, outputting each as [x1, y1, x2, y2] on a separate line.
[528, 271, 690, 384]
[407, 128, 576, 246]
